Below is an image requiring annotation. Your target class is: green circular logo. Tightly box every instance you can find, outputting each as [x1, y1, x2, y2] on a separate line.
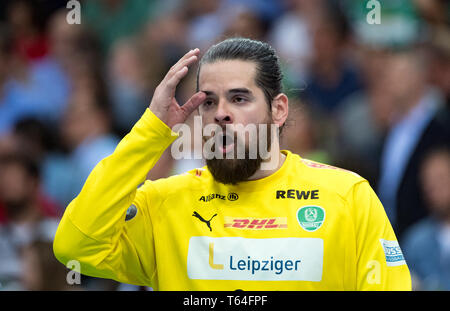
[297, 206, 325, 232]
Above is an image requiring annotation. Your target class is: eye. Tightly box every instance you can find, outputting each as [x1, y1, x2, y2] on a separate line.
[202, 99, 214, 108]
[233, 96, 247, 104]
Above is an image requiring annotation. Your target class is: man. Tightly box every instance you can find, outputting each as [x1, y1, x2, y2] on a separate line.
[0, 153, 59, 289]
[53, 38, 411, 290]
[376, 50, 449, 240]
[402, 146, 450, 290]
[42, 77, 119, 208]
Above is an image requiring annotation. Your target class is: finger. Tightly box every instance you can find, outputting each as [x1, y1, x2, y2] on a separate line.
[164, 49, 200, 81]
[165, 65, 189, 91]
[181, 91, 207, 117]
[179, 48, 200, 63]
[165, 55, 198, 82]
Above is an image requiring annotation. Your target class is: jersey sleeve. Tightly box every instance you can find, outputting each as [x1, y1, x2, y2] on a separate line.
[348, 180, 412, 291]
[53, 108, 178, 287]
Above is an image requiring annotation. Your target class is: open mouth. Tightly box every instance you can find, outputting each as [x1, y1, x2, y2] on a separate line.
[218, 133, 235, 154]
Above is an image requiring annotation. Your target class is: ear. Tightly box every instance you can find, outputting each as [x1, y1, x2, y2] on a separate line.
[271, 93, 289, 128]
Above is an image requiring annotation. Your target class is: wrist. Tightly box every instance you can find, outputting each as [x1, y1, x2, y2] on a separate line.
[149, 106, 168, 126]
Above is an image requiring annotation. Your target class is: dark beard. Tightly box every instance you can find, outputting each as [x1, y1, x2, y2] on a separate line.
[206, 153, 262, 185]
[205, 120, 273, 185]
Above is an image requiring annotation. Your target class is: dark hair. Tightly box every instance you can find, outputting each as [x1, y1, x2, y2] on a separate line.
[0, 24, 12, 56]
[422, 145, 450, 164]
[14, 117, 55, 152]
[0, 153, 40, 180]
[196, 37, 283, 108]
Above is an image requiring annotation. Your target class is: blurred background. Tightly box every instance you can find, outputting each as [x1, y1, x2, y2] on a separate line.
[0, 0, 448, 291]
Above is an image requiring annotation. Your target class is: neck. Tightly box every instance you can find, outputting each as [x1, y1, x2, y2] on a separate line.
[248, 143, 286, 181]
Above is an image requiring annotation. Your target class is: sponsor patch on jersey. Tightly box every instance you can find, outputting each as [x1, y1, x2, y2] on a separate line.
[187, 237, 323, 281]
[224, 217, 288, 230]
[296, 206, 325, 232]
[199, 193, 239, 202]
[301, 159, 345, 171]
[227, 193, 239, 201]
[379, 239, 406, 267]
[301, 159, 360, 177]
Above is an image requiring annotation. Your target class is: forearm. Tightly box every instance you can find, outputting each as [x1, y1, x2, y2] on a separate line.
[53, 108, 177, 264]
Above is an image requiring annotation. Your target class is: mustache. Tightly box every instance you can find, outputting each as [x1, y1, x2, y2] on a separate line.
[201, 123, 271, 140]
[201, 125, 240, 145]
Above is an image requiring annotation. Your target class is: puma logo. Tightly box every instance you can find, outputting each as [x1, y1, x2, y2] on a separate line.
[192, 211, 217, 232]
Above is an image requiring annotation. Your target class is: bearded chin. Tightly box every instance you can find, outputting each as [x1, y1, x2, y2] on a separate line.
[206, 154, 263, 185]
[205, 121, 274, 185]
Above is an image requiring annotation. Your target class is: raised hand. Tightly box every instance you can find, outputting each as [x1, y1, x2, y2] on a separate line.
[149, 48, 206, 129]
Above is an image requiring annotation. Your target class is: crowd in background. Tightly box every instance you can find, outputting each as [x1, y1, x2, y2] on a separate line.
[0, 0, 449, 291]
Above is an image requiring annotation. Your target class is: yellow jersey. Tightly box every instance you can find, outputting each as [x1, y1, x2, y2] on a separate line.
[53, 108, 411, 291]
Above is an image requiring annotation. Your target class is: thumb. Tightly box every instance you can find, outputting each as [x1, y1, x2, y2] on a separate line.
[181, 91, 206, 117]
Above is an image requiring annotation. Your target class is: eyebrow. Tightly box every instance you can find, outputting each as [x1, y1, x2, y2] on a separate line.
[229, 88, 252, 95]
[200, 88, 253, 96]
[200, 90, 215, 96]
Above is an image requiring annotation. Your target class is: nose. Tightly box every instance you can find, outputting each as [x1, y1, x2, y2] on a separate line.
[214, 100, 232, 125]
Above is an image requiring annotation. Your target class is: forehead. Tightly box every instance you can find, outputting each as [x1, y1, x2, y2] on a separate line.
[198, 59, 258, 93]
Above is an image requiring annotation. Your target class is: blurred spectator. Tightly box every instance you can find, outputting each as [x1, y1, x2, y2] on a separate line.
[184, 0, 227, 50]
[223, 9, 266, 41]
[12, 117, 56, 164]
[302, 2, 363, 113]
[345, 0, 422, 49]
[377, 50, 450, 240]
[7, 0, 48, 62]
[184, 0, 281, 50]
[402, 147, 450, 290]
[268, 0, 320, 84]
[280, 98, 331, 164]
[224, 0, 284, 25]
[0, 24, 14, 135]
[426, 34, 450, 106]
[42, 76, 119, 209]
[333, 47, 394, 183]
[46, 9, 103, 79]
[0, 22, 70, 136]
[107, 36, 165, 135]
[0, 116, 59, 226]
[82, 0, 158, 54]
[414, 0, 449, 29]
[0, 153, 59, 290]
[143, 8, 189, 65]
[20, 239, 80, 291]
[0, 153, 60, 224]
[0, 2, 74, 135]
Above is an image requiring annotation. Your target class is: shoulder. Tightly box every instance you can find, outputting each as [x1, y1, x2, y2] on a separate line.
[137, 166, 210, 198]
[133, 166, 209, 210]
[291, 152, 367, 198]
